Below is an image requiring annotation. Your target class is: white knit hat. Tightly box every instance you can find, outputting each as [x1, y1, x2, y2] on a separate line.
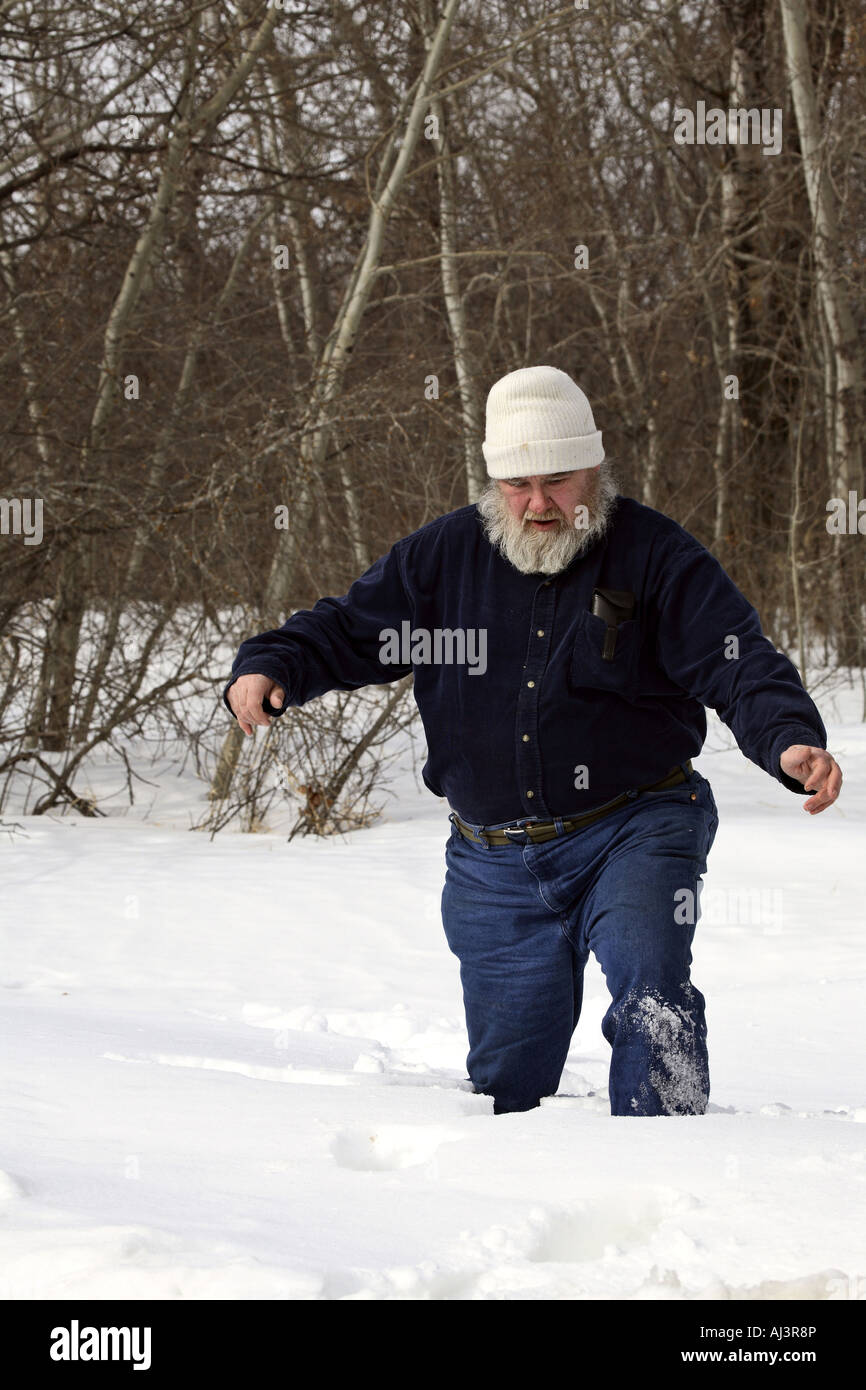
[482, 365, 604, 477]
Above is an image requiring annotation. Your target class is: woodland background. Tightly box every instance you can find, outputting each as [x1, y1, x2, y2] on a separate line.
[1, 0, 863, 832]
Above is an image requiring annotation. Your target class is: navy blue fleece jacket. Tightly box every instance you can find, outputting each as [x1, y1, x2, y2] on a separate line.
[223, 494, 827, 824]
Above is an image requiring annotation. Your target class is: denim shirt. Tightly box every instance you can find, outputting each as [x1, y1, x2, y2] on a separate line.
[223, 494, 827, 824]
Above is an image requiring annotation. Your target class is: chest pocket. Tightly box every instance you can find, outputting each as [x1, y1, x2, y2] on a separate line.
[570, 608, 640, 699]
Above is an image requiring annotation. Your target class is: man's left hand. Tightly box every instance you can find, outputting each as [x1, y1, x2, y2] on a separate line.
[779, 745, 842, 815]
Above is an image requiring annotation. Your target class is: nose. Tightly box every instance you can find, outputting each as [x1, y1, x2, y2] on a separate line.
[525, 481, 553, 514]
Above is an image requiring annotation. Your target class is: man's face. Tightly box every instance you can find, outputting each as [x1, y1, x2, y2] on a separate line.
[497, 468, 600, 531]
[476, 462, 619, 575]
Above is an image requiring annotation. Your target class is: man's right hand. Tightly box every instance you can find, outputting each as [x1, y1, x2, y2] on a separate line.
[228, 674, 286, 735]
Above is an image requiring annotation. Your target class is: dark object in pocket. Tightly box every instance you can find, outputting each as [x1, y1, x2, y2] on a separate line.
[591, 588, 636, 660]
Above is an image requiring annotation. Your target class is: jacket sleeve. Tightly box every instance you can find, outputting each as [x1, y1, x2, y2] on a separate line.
[652, 539, 827, 794]
[222, 541, 414, 719]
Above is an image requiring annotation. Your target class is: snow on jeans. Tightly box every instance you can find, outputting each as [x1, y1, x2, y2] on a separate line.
[441, 765, 719, 1116]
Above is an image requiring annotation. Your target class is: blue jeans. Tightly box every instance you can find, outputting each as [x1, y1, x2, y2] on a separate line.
[441, 765, 719, 1115]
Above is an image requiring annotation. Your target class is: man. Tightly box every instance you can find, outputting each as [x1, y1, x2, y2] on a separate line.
[224, 365, 841, 1116]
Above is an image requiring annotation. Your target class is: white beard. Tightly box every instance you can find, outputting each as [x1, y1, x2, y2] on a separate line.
[476, 463, 621, 575]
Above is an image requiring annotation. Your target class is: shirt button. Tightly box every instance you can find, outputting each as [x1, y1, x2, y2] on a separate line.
[537, 629, 544, 637]
[526, 790, 534, 798]
[527, 680, 535, 688]
[522, 734, 530, 742]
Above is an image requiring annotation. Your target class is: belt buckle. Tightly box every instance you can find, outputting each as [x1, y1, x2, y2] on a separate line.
[502, 822, 532, 844]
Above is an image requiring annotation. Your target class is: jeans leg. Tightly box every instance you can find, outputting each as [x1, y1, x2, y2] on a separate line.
[441, 826, 577, 1113]
[579, 777, 718, 1116]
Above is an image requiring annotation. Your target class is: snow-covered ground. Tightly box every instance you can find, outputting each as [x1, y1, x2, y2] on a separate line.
[2, 681, 864, 1301]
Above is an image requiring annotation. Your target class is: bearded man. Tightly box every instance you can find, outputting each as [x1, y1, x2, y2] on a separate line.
[224, 365, 841, 1116]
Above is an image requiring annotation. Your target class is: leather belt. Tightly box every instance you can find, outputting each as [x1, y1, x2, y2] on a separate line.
[449, 761, 694, 847]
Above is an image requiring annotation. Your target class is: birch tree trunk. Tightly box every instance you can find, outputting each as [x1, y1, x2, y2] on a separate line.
[779, 0, 863, 500]
[779, 0, 864, 668]
[422, 5, 485, 503]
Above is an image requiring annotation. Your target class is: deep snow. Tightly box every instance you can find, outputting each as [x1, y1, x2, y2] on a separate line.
[1, 684, 864, 1301]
